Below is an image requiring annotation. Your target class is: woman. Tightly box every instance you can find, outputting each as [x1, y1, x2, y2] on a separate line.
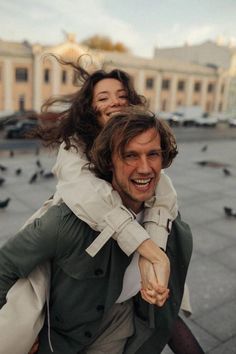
[0, 57, 203, 354]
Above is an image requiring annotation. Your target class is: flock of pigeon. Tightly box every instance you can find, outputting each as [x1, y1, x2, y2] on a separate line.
[0, 149, 55, 210]
[1, 144, 236, 219]
[196, 144, 236, 219]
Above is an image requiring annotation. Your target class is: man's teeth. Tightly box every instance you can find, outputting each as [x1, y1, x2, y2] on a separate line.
[134, 179, 151, 185]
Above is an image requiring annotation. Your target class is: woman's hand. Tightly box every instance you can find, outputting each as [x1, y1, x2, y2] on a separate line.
[137, 239, 170, 288]
[28, 337, 39, 354]
[139, 256, 170, 307]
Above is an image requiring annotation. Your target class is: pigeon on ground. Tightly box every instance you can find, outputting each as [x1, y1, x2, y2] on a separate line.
[0, 164, 7, 172]
[0, 177, 5, 186]
[223, 206, 236, 217]
[43, 172, 54, 179]
[201, 144, 208, 152]
[223, 168, 231, 176]
[29, 172, 38, 184]
[0, 198, 10, 209]
[36, 159, 42, 169]
[15, 168, 22, 176]
[195, 161, 207, 166]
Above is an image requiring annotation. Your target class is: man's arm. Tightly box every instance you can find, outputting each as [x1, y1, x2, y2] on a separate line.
[0, 206, 60, 308]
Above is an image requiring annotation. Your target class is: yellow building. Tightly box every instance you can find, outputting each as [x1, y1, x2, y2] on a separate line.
[0, 34, 235, 115]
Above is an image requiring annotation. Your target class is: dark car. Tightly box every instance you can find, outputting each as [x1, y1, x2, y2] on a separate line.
[5, 120, 38, 139]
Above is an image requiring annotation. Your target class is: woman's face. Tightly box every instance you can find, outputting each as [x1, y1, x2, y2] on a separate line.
[92, 78, 129, 126]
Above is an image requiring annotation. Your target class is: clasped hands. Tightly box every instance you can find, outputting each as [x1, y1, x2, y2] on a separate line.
[138, 246, 170, 307]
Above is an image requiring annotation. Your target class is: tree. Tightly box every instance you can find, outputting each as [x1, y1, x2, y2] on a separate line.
[81, 35, 129, 53]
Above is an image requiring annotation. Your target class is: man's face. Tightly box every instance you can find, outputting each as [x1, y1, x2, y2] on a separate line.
[92, 78, 128, 127]
[111, 128, 162, 214]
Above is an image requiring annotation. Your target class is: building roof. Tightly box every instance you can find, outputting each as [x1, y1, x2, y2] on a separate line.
[0, 39, 33, 57]
[154, 40, 236, 69]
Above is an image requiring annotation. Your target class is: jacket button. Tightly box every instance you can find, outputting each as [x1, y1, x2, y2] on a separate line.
[94, 268, 103, 276]
[84, 331, 92, 338]
[96, 305, 104, 312]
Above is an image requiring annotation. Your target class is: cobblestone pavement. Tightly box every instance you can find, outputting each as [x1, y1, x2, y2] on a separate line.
[0, 138, 236, 353]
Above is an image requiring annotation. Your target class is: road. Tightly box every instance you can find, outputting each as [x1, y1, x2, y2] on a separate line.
[1, 124, 236, 153]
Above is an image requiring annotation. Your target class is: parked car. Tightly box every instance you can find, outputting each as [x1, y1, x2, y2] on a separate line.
[157, 112, 182, 126]
[194, 116, 218, 127]
[5, 120, 38, 139]
[0, 110, 38, 130]
[228, 117, 236, 127]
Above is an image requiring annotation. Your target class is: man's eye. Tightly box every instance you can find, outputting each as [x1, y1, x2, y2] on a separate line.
[124, 153, 138, 160]
[148, 152, 161, 158]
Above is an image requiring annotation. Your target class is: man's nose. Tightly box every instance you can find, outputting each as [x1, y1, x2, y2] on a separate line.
[136, 157, 152, 173]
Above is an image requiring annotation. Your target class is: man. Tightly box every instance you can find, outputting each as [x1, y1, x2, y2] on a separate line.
[0, 109, 192, 354]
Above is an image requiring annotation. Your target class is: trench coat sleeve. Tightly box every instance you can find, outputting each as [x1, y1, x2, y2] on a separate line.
[0, 206, 61, 308]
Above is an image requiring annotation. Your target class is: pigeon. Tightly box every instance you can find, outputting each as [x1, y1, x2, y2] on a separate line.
[223, 206, 236, 217]
[15, 168, 22, 176]
[36, 159, 42, 169]
[29, 172, 38, 184]
[0, 198, 10, 209]
[201, 145, 208, 152]
[223, 168, 231, 176]
[0, 164, 7, 172]
[0, 177, 5, 186]
[195, 161, 207, 166]
[43, 172, 54, 179]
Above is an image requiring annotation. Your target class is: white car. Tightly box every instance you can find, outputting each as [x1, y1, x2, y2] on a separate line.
[194, 116, 218, 127]
[228, 117, 236, 127]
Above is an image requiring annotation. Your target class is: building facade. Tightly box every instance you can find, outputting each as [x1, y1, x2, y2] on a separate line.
[0, 35, 235, 115]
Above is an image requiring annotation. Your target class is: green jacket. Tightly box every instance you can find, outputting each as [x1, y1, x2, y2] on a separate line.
[0, 204, 192, 354]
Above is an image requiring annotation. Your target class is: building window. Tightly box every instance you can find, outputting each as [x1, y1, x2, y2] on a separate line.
[194, 81, 201, 92]
[146, 77, 154, 89]
[162, 79, 170, 90]
[15, 68, 28, 82]
[161, 99, 167, 111]
[44, 69, 50, 83]
[177, 80, 185, 91]
[19, 95, 25, 111]
[193, 101, 200, 106]
[62, 70, 67, 84]
[221, 84, 225, 94]
[207, 83, 214, 93]
[218, 102, 223, 112]
[206, 101, 212, 112]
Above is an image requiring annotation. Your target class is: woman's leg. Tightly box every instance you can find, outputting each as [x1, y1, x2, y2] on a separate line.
[168, 316, 205, 354]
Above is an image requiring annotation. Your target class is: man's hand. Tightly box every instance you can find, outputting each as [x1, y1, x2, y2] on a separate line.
[140, 281, 169, 307]
[28, 337, 39, 354]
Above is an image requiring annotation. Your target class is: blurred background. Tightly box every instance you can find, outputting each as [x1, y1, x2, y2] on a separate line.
[0, 1, 236, 353]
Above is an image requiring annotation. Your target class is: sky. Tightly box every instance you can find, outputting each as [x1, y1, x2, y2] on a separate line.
[0, 0, 236, 58]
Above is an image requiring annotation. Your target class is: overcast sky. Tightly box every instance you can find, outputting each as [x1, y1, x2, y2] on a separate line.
[1, 0, 236, 57]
